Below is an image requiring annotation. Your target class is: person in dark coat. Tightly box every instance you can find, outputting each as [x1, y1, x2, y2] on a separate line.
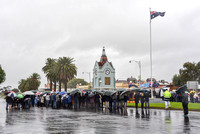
[116, 93, 120, 110]
[85, 92, 89, 108]
[176, 86, 189, 117]
[190, 93, 194, 103]
[181, 91, 189, 116]
[104, 95, 110, 109]
[74, 93, 79, 109]
[52, 93, 57, 109]
[95, 93, 100, 109]
[109, 96, 113, 112]
[6, 96, 14, 110]
[140, 92, 145, 109]
[134, 92, 140, 114]
[144, 91, 150, 109]
[124, 94, 129, 111]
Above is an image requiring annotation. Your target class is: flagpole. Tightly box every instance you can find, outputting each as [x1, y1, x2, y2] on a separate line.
[150, 8, 153, 98]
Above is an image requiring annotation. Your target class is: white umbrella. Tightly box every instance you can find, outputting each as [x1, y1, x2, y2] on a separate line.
[22, 91, 35, 95]
[7, 92, 17, 97]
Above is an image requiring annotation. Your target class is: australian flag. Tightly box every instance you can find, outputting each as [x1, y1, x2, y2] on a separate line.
[150, 11, 165, 19]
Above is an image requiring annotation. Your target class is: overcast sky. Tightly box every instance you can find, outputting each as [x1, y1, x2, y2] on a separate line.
[0, 0, 200, 88]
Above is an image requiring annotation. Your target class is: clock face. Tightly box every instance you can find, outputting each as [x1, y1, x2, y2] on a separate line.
[105, 70, 110, 75]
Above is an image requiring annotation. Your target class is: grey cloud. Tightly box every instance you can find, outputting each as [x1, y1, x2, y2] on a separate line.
[0, 0, 199, 88]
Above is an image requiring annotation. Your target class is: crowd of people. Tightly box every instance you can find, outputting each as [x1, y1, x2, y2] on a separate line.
[162, 90, 200, 104]
[4, 88, 199, 117]
[4, 89, 151, 113]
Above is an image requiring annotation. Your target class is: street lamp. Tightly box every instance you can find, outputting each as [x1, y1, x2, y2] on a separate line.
[129, 60, 142, 84]
[82, 72, 91, 88]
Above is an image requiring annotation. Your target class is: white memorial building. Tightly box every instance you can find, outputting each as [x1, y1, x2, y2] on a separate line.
[93, 47, 115, 90]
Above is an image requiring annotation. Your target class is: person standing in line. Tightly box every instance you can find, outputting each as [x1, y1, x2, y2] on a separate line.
[41, 95, 45, 107]
[34, 96, 38, 106]
[5, 96, 13, 110]
[50, 93, 54, 108]
[85, 92, 89, 109]
[134, 92, 140, 114]
[140, 92, 145, 109]
[46, 94, 50, 107]
[144, 91, 150, 109]
[37, 95, 41, 107]
[68, 95, 72, 109]
[124, 94, 128, 111]
[105, 95, 109, 109]
[53, 93, 57, 109]
[31, 95, 35, 107]
[163, 89, 171, 110]
[116, 93, 120, 110]
[112, 94, 117, 111]
[56, 93, 60, 109]
[95, 93, 100, 109]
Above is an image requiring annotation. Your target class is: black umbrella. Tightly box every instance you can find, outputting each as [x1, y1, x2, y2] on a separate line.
[103, 90, 114, 96]
[92, 90, 104, 95]
[130, 88, 141, 92]
[176, 86, 187, 94]
[119, 90, 130, 99]
[69, 89, 82, 96]
[139, 89, 149, 93]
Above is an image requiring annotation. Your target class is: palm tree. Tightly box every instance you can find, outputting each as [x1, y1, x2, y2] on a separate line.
[42, 58, 57, 91]
[57, 57, 77, 91]
[18, 79, 28, 92]
[28, 73, 41, 91]
[50, 62, 59, 91]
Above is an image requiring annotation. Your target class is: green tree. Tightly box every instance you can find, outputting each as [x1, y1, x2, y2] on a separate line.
[172, 61, 200, 86]
[57, 57, 77, 92]
[67, 78, 88, 88]
[0, 65, 6, 84]
[172, 74, 182, 86]
[179, 62, 200, 83]
[18, 73, 41, 92]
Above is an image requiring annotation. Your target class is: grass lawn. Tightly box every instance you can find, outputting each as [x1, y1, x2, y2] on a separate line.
[127, 102, 200, 110]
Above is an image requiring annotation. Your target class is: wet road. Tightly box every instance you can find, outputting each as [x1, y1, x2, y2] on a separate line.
[0, 98, 200, 134]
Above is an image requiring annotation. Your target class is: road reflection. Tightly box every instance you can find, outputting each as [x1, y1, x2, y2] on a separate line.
[0, 99, 198, 134]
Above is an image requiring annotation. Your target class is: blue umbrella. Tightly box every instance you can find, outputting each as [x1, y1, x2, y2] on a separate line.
[59, 91, 67, 95]
[129, 84, 138, 88]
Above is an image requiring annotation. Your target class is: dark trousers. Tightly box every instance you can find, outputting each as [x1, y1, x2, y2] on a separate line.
[182, 103, 188, 115]
[145, 101, 149, 109]
[135, 103, 138, 109]
[141, 103, 144, 109]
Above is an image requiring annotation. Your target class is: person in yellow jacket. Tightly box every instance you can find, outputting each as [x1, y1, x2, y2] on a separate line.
[163, 89, 171, 109]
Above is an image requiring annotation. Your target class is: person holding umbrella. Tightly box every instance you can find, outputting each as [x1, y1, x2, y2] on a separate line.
[5, 91, 15, 110]
[176, 86, 189, 117]
[5, 96, 13, 110]
[144, 90, 150, 109]
[134, 92, 140, 114]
